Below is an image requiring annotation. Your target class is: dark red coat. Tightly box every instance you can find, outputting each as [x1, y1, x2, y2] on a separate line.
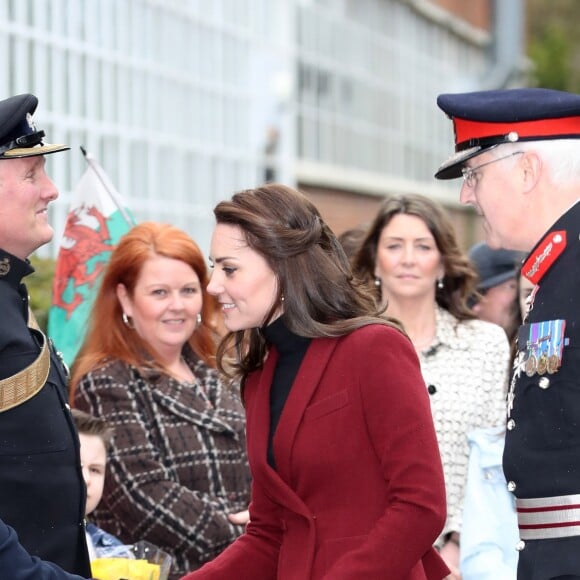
[184, 324, 448, 579]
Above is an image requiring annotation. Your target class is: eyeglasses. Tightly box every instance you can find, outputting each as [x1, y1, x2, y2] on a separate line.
[461, 151, 524, 188]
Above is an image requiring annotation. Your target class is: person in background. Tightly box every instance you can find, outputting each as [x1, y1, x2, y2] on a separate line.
[0, 93, 90, 576]
[468, 242, 523, 339]
[71, 409, 124, 561]
[71, 222, 251, 580]
[459, 423, 518, 580]
[460, 272, 536, 579]
[435, 86, 580, 580]
[518, 275, 535, 320]
[182, 183, 449, 579]
[460, 274, 533, 579]
[337, 223, 368, 264]
[353, 193, 509, 580]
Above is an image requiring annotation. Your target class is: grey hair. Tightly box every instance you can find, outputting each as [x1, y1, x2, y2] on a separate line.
[494, 139, 580, 184]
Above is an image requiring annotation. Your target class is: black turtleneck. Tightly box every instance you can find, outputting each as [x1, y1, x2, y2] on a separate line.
[262, 316, 311, 469]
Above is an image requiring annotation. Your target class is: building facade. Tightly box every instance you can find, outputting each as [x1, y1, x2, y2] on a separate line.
[0, 0, 525, 255]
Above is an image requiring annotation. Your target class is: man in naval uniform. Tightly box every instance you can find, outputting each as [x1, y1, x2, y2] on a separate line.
[435, 87, 580, 580]
[0, 94, 91, 577]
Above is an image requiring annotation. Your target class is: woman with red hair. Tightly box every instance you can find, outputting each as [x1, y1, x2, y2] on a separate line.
[71, 222, 251, 580]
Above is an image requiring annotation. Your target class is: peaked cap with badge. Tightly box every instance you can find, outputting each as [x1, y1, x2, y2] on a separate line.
[0, 93, 69, 159]
[435, 86, 580, 579]
[0, 93, 90, 576]
[435, 87, 580, 179]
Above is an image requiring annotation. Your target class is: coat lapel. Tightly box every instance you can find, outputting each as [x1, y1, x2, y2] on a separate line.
[152, 389, 238, 436]
[246, 338, 339, 516]
[135, 367, 238, 436]
[245, 350, 307, 515]
[245, 349, 277, 473]
[272, 337, 338, 486]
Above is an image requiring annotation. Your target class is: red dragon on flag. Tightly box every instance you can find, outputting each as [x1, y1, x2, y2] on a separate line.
[48, 150, 134, 367]
[52, 205, 112, 319]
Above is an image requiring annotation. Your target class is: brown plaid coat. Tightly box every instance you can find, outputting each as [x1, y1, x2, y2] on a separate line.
[74, 349, 251, 579]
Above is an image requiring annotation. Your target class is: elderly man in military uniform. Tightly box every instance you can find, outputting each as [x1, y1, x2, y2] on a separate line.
[435, 87, 580, 580]
[0, 94, 91, 577]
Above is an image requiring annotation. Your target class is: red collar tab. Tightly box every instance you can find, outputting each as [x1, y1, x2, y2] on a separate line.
[522, 231, 567, 285]
[453, 116, 580, 151]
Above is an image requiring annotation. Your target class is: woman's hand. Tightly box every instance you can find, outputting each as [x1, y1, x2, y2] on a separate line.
[443, 570, 461, 580]
[228, 509, 250, 527]
[440, 533, 461, 580]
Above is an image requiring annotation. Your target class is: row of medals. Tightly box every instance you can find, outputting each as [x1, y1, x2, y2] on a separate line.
[524, 351, 559, 376]
[521, 287, 561, 377]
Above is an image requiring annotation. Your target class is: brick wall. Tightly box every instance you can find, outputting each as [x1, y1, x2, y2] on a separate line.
[301, 184, 482, 253]
[430, 0, 491, 30]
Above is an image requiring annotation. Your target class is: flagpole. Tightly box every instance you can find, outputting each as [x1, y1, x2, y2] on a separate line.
[80, 146, 135, 228]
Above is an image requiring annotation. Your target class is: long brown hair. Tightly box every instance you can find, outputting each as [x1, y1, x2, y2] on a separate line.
[212, 183, 402, 384]
[70, 222, 219, 401]
[353, 193, 478, 321]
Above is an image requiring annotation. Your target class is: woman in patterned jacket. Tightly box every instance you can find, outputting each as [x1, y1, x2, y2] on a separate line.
[353, 194, 509, 580]
[71, 222, 251, 580]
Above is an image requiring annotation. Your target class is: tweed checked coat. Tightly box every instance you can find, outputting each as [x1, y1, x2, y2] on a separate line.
[74, 348, 251, 580]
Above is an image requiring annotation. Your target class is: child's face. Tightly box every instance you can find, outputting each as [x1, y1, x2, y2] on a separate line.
[79, 433, 107, 516]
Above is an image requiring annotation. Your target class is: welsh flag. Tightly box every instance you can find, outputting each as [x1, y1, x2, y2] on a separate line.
[48, 148, 135, 367]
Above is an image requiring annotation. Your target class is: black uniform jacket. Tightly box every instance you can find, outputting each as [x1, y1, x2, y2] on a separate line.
[503, 200, 580, 579]
[0, 249, 91, 577]
[0, 517, 87, 580]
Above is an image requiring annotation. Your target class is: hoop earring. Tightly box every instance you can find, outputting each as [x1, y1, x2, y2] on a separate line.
[437, 277, 444, 290]
[196, 313, 202, 328]
[122, 312, 134, 329]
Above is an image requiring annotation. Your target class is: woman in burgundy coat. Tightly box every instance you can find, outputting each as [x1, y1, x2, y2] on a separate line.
[182, 184, 449, 580]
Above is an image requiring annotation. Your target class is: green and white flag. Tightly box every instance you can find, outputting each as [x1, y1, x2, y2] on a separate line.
[48, 149, 135, 367]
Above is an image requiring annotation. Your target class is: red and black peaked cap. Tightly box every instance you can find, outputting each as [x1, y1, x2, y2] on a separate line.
[435, 87, 580, 180]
